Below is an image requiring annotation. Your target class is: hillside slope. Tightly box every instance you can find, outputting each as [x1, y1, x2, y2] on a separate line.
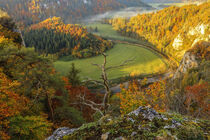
[142, 0, 208, 3]
[47, 41, 210, 140]
[0, 0, 151, 26]
[23, 17, 113, 58]
[109, 2, 210, 62]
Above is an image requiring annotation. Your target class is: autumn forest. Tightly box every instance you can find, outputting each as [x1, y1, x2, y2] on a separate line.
[0, 0, 209, 140]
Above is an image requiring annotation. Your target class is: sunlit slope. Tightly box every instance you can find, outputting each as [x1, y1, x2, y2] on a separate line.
[86, 23, 151, 45]
[54, 44, 167, 80]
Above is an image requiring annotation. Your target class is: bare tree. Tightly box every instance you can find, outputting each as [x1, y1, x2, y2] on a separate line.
[78, 53, 134, 116]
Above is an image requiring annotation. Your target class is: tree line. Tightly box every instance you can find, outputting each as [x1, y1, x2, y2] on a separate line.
[23, 17, 113, 58]
[108, 3, 209, 61]
[0, 0, 148, 27]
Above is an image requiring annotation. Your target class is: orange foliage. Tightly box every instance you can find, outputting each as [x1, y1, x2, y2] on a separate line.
[26, 17, 112, 58]
[0, 69, 28, 140]
[62, 77, 102, 121]
[29, 17, 88, 40]
[185, 82, 210, 118]
[109, 3, 210, 60]
[118, 80, 167, 115]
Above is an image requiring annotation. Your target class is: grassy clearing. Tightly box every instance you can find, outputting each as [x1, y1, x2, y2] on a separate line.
[85, 23, 151, 46]
[54, 43, 167, 80]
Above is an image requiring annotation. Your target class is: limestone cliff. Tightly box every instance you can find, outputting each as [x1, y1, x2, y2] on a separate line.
[173, 41, 210, 79]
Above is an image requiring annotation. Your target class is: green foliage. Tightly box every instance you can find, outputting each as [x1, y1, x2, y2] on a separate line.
[86, 23, 151, 46]
[23, 24, 113, 58]
[168, 43, 210, 118]
[54, 106, 85, 126]
[0, 17, 22, 45]
[55, 43, 167, 80]
[67, 63, 81, 86]
[63, 111, 210, 140]
[9, 115, 52, 140]
[0, 18, 84, 138]
[0, 17, 16, 31]
[93, 111, 104, 121]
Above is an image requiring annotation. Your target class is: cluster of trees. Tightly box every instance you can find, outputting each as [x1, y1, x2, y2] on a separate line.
[108, 3, 209, 61]
[167, 41, 210, 119]
[0, 0, 148, 27]
[24, 17, 113, 58]
[118, 79, 167, 115]
[0, 17, 22, 45]
[142, 0, 208, 3]
[117, 41, 209, 119]
[0, 25, 54, 139]
[0, 15, 105, 139]
[0, 5, 209, 139]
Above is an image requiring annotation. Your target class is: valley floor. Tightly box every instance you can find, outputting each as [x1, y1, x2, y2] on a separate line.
[55, 43, 167, 80]
[54, 23, 168, 81]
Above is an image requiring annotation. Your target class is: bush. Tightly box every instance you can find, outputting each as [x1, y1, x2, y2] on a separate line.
[9, 115, 52, 140]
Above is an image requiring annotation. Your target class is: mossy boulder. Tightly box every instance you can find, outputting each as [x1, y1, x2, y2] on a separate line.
[59, 106, 209, 140]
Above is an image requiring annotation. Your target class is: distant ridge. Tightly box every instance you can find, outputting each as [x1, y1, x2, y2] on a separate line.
[142, 0, 208, 3]
[0, 0, 152, 26]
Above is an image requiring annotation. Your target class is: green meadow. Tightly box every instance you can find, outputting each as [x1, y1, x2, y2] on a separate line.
[85, 23, 151, 45]
[54, 43, 167, 80]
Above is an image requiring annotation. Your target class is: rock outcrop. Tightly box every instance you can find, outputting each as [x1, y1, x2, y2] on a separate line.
[173, 41, 209, 79]
[46, 127, 77, 140]
[173, 51, 199, 79]
[47, 106, 210, 140]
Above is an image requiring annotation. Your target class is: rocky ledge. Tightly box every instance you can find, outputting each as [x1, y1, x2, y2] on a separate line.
[46, 127, 77, 140]
[47, 106, 209, 140]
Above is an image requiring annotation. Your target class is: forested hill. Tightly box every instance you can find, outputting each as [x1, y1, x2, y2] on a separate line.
[141, 0, 181, 3]
[23, 17, 113, 58]
[109, 2, 210, 61]
[0, 9, 22, 45]
[141, 0, 208, 3]
[0, 12, 96, 139]
[0, 0, 150, 27]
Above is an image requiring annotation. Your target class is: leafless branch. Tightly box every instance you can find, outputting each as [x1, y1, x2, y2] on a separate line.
[78, 93, 104, 116]
[82, 78, 104, 87]
[81, 53, 134, 115]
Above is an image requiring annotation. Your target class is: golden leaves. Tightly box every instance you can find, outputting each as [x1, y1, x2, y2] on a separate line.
[118, 80, 167, 115]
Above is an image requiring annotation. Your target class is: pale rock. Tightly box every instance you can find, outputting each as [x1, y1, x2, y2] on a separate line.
[173, 52, 198, 79]
[46, 127, 77, 140]
[101, 132, 110, 140]
[114, 136, 127, 140]
[172, 34, 183, 50]
[189, 24, 207, 36]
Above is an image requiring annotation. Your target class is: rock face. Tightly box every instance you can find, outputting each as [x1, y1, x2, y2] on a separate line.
[128, 106, 182, 129]
[172, 34, 183, 50]
[46, 127, 77, 140]
[128, 106, 167, 121]
[173, 41, 210, 80]
[173, 51, 199, 79]
[171, 22, 209, 60]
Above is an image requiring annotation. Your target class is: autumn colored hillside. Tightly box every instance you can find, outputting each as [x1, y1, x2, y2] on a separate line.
[0, 13, 102, 139]
[142, 0, 208, 3]
[109, 2, 210, 61]
[0, 0, 150, 27]
[24, 17, 113, 58]
[0, 2, 209, 140]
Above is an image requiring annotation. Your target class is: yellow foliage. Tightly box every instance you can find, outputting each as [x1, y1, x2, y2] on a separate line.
[118, 80, 167, 115]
